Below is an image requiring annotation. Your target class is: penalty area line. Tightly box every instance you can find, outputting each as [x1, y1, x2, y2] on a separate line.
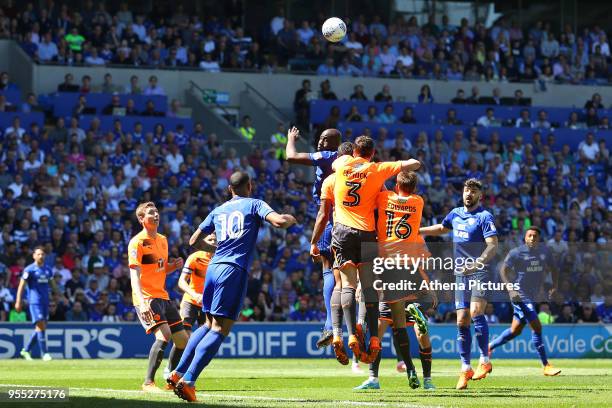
[0, 384, 443, 408]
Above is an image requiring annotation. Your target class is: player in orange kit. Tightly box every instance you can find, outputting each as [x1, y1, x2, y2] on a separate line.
[328, 136, 420, 365]
[354, 171, 436, 390]
[128, 201, 188, 392]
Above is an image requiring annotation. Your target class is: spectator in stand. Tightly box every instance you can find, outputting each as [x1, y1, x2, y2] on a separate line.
[319, 80, 337, 100]
[350, 84, 368, 101]
[238, 115, 256, 141]
[143, 75, 165, 96]
[451, 89, 467, 104]
[345, 106, 363, 122]
[377, 104, 397, 123]
[57, 73, 80, 92]
[317, 57, 337, 76]
[533, 110, 551, 128]
[374, 84, 393, 102]
[417, 84, 434, 103]
[555, 304, 576, 323]
[399, 107, 417, 124]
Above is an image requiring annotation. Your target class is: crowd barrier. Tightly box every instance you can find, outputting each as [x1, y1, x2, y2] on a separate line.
[0, 322, 609, 359]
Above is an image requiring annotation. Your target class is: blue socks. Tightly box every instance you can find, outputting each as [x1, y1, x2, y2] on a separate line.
[532, 332, 549, 366]
[457, 325, 472, 367]
[175, 324, 210, 375]
[36, 331, 47, 355]
[25, 331, 37, 352]
[183, 330, 225, 384]
[489, 327, 516, 351]
[322, 269, 334, 331]
[472, 315, 489, 359]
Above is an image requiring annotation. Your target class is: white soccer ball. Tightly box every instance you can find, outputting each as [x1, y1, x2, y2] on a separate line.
[322, 17, 347, 43]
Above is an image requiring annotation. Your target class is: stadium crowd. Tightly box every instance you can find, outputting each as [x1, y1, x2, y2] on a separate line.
[1, 1, 611, 84]
[0, 72, 610, 327]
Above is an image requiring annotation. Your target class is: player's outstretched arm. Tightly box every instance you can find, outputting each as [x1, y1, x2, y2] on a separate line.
[310, 199, 332, 260]
[190, 229, 217, 252]
[285, 126, 312, 165]
[400, 158, 421, 172]
[265, 212, 297, 229]
[419, 224, 451, 236]
[14, 278, 26, 312]
[311, 199, 332, 245]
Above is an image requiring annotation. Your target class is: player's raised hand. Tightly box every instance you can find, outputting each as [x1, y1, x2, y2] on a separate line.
[287, 126, 300, 141]
[310, 243, 321, 262]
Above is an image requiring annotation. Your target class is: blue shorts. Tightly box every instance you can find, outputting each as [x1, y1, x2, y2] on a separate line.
[454, 271, 490, 310]
[29, 303, 48, 323]
[317, 221, 333, 259]
[202, 263, 248, 321]
[512, 301, 538, 323]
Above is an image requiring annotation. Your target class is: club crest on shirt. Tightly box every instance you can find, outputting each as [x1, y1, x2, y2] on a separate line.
[468, 218, 476, 225]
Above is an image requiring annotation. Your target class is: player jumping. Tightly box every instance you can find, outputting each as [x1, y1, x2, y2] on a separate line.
[128, 202, 189, 392]
[419, 178, 498, 390]
[354, 171, 435, 390]
[286, 126, 341, 348]
[311, 141, 354, 365]
[489, 226, 561, 376]
[168, 171, 297, 402]
[329, 136, 420, 365]
[15, 246, 54, 361]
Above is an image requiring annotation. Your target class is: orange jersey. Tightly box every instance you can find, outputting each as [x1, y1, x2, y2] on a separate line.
[181, 251, 212, 306]
[333, 157, 402, 231]
[376, 191, 426, 257]
[128, 230, 169, 305]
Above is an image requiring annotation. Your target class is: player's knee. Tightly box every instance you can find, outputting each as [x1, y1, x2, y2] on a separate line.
[155, 325, 172, 342]
[173, 331, 189, 348]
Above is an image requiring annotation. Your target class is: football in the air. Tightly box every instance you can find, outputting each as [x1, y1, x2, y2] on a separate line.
[322, 17, 347, 42]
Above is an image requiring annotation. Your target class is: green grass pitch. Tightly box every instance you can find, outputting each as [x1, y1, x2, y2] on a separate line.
[0, 358, 610, 407]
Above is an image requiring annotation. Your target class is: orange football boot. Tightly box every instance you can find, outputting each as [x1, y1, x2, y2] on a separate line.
[473, 361, 493, 380]
[174, 378, 197, 402]
[332, 335, 349, 365]
[456, 368, 474, 390]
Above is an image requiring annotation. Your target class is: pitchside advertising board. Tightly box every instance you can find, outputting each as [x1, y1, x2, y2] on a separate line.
[0, 323, 610, 359]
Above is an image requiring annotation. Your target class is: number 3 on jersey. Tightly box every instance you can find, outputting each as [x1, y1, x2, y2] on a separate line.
[384, 210, 412, 239]
[218, 211, 245, 241]
[343, 181, 361, 207]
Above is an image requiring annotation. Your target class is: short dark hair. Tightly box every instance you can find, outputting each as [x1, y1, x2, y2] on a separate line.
[229, 171, 250, 191]
[338, 142, 354, 156]
[526, 226, 542, 236]
[464, 178, 482, 190]
[354, 135, 375, 158]
[397, 171, 417, 194]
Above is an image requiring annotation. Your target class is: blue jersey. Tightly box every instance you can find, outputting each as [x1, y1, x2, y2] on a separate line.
[442, 206, 497, 274]
[21, 263, 52, 305]
[504, 244, 553, 301]
[199, 196, 275, 270]
[308, 150, 337, 205]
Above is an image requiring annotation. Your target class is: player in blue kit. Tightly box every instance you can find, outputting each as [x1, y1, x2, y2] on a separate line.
[15, 246, 55, 361]
[489, 227, 561, 376]
[419, 178, 498, 389]
[286, 126, 341, 348]
[167, 171, 297, 402]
